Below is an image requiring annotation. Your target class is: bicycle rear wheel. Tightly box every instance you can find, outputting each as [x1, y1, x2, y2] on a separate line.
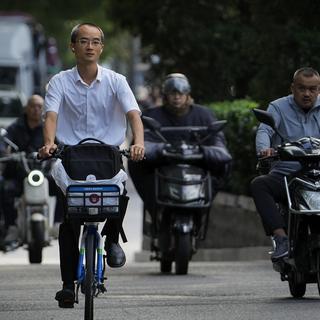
[85, 232, 96, 320]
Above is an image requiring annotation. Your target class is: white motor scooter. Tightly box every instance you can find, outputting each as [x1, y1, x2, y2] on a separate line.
[15, 154, 56, 263]
[0, 129, 56, 263]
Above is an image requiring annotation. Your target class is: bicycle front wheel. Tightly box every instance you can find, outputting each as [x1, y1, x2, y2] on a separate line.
[85, 232, 96, 320]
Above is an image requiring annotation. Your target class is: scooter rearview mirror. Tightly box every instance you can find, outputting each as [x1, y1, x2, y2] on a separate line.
[0, 127, 19, 151]
[0, 128, 7, 137]
[199, 120, 227, 144]
[208, 120, 227, 134]
[142, 116, 162, 131]
[141, 115, 168, 143]
[252, 108, 276, 128]
[252, 108, 286, 142]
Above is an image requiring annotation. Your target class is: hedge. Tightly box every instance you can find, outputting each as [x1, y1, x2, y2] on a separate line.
[208, 99, 259, 195]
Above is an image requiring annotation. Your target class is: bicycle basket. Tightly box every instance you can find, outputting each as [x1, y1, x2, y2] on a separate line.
[66, 184, 121, 222]
[62, 140, 122, 180]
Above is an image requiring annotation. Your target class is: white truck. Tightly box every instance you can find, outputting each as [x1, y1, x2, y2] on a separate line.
[0, 13, 48, 127]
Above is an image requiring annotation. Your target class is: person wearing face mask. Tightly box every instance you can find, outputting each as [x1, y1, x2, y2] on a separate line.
[128, 73, 231, 220]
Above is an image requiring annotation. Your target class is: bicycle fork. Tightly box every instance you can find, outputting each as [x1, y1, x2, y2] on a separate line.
[75, 224, 107, 303]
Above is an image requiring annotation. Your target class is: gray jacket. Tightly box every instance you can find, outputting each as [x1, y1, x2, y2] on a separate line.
[256, 94, 320, 175]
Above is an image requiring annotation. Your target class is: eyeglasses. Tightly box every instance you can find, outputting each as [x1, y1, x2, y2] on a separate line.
[295, 85, 319, 94]
[77, 38, 102, 47]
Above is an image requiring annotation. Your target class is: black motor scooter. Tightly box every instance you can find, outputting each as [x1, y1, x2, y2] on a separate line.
[254, 108, 320, 298]
[141, 116, 227, 275]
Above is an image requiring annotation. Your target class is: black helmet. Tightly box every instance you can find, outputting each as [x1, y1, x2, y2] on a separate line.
[162, 73, 191, 95]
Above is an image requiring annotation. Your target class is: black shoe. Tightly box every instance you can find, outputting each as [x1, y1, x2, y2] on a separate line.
[3, 240, 20, 252]
[3, 226, 20, 252]
[271, 235, 288, 261]
[55, 284, 75, 308]
[105, 242, 126, 268]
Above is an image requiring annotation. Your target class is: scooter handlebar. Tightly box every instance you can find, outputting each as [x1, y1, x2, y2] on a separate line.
[162, 149, 204, 160]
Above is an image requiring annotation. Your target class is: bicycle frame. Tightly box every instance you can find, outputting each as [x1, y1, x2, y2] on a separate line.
[75, 222, 106, 305]
[65, 183, 121, 320]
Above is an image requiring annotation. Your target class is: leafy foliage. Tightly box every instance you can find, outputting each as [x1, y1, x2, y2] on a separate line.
[2, 1, 320, 105]
[107, 0, 320, 105]
[209, 99, 259, 195]
[1, 1, 319, 195]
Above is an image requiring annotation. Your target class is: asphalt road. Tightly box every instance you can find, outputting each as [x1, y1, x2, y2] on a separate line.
[1, 170, 320, 319]
[0, 261, 320, 320]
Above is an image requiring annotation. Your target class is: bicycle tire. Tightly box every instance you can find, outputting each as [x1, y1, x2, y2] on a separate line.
[84, 232, 96, 320]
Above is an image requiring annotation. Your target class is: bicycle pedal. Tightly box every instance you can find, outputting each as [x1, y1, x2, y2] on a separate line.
[97, 283, 107, 293]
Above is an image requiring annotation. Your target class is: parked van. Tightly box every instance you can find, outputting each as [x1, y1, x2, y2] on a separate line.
[0, 89, 26, 128]
[0, 13, 48, 96]
[0, 13, 53, 127]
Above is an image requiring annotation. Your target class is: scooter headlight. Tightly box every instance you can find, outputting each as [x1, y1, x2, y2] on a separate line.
[300, 190, 320, 210]
[167, 183, 204, 201]
[28, 170, 44, 187]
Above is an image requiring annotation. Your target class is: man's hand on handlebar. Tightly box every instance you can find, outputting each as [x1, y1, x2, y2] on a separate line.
[38, 143, 58, 159]
[259, 148, 276, 158]
[130, 143, 145, 161]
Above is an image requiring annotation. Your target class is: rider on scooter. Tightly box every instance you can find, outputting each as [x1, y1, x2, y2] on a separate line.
[0, 95, 62, 251]
[250, 67, 320, 261]
[128, 73, 232, 216]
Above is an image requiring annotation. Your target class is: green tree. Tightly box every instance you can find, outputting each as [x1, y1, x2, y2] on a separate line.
[107, 0, 320, 105]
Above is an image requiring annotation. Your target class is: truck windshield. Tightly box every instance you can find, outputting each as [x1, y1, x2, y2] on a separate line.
[0, 66, 17, 87]
[0, 95, 23, 117]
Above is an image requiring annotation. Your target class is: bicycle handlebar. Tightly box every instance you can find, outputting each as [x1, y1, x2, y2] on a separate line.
[162, 149, 203, 160]
[39, 146, 132, 161]
[119, 149, 131, 158]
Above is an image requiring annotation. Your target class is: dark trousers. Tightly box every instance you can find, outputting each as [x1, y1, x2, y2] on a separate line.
[128, 160, 155, 214]
[250, 173, 287, 236]
[1, 179, 21, 228]
[57, 187, 125, 285]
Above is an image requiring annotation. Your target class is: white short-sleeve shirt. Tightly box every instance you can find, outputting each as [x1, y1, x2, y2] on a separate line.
[45, 65, 140, 146]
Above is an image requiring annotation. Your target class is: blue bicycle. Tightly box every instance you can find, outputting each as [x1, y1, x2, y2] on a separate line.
[67, 183, 121, 319]
[49, 141, 130, 320]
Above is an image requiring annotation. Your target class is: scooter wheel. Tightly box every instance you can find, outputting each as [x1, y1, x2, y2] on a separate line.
[160, 259, 172, 273]
[288, 271, 306, 298]
[175, 233, 191, 275]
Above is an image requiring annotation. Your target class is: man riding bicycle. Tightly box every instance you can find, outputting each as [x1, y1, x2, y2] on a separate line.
[38, 22, 144, 308]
